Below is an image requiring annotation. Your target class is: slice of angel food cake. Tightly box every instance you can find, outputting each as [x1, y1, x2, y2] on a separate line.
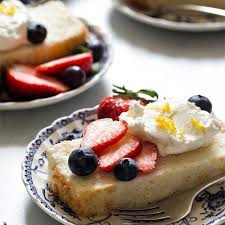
[0, 0, 88, 66]
[47, 86, 225, 217]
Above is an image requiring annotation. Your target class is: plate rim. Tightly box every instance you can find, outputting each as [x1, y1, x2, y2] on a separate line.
[113, 0, 225, 32]
[0, 23, 113, 111]
[21, 105, 225, 225]
[21, 105, 98, 225]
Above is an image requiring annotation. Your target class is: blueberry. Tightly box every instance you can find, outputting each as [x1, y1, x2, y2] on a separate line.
[19, 0, 31, 4]
[86, 42, 104, 62]
[27, 23, 47, 44]
[62, 66, 86, 89]
[68, 147, 98, 176]
[19, 0, 41, 5]
[188, 95, 212, 113]
[114, 158, 137, 181]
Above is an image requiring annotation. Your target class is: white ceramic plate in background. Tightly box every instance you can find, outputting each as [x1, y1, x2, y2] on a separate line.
[113, 0, 225, 32]
[0, 24, 113, 110]
[22, 106, 225, 225]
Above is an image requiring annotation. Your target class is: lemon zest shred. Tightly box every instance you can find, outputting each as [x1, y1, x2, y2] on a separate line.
[162, 102, 171, 113]
[6, 5, 15, 16]
[0, 4, 7, 12]
[169, 109, 177, 118]
[0, 3, 16, 16]
[155, 115, 177, 134]
[161, 102, 178, 118]
[178, 126, 185, 141]
[191, 117, 206, 134]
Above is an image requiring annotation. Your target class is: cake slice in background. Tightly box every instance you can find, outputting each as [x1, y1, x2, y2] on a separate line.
[0, 1, 88, 66]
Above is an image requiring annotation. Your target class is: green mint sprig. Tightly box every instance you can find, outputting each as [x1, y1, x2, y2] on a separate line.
[112, 85, 158, 103]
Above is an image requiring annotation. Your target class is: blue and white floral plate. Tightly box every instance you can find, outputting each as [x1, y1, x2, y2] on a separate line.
[22, 106, 225, 225]
[0, 23, 113, 110]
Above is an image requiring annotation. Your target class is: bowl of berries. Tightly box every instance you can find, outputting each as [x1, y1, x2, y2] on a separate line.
[0, 19, 113, 110]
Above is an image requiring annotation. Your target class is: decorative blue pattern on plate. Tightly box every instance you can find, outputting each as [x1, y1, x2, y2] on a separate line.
[21, 107, 225, 225]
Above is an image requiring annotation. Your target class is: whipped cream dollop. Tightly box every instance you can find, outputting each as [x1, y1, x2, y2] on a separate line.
[120, 98, 221, 156]
[0, 0, 29, 51]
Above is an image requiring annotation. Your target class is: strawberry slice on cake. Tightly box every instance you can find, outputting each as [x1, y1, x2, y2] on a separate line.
[99, 133, 141, 172]
[135, 142, 158, 172]
[36, 52, 93, 75]
[81, 118, 128, 154]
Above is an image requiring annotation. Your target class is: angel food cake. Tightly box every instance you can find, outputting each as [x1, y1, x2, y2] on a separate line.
[47, 87, 225, 217]
[0, 0, 88, 66]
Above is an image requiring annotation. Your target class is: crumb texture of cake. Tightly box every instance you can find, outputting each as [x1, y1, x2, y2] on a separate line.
[47, 133, 225, 217]
[0, 1, 88, 66]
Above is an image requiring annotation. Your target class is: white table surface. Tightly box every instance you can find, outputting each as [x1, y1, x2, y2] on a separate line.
[0, 0, 225, 224]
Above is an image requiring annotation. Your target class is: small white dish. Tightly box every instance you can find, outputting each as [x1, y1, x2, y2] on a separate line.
[113, 0, 225, 32]
[0, 24, 113, 110]
[22, 106, 225, 225]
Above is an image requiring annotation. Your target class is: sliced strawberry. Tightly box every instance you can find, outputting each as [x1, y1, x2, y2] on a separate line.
[81, 118, 128, 155]
[6, 64, 69, 98]
[99, 134, 141, 172]
[135, 142, 158, 173]
[36, 52, 93, 75]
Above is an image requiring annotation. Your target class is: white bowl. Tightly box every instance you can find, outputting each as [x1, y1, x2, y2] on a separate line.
[0, 24, 113, 110]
